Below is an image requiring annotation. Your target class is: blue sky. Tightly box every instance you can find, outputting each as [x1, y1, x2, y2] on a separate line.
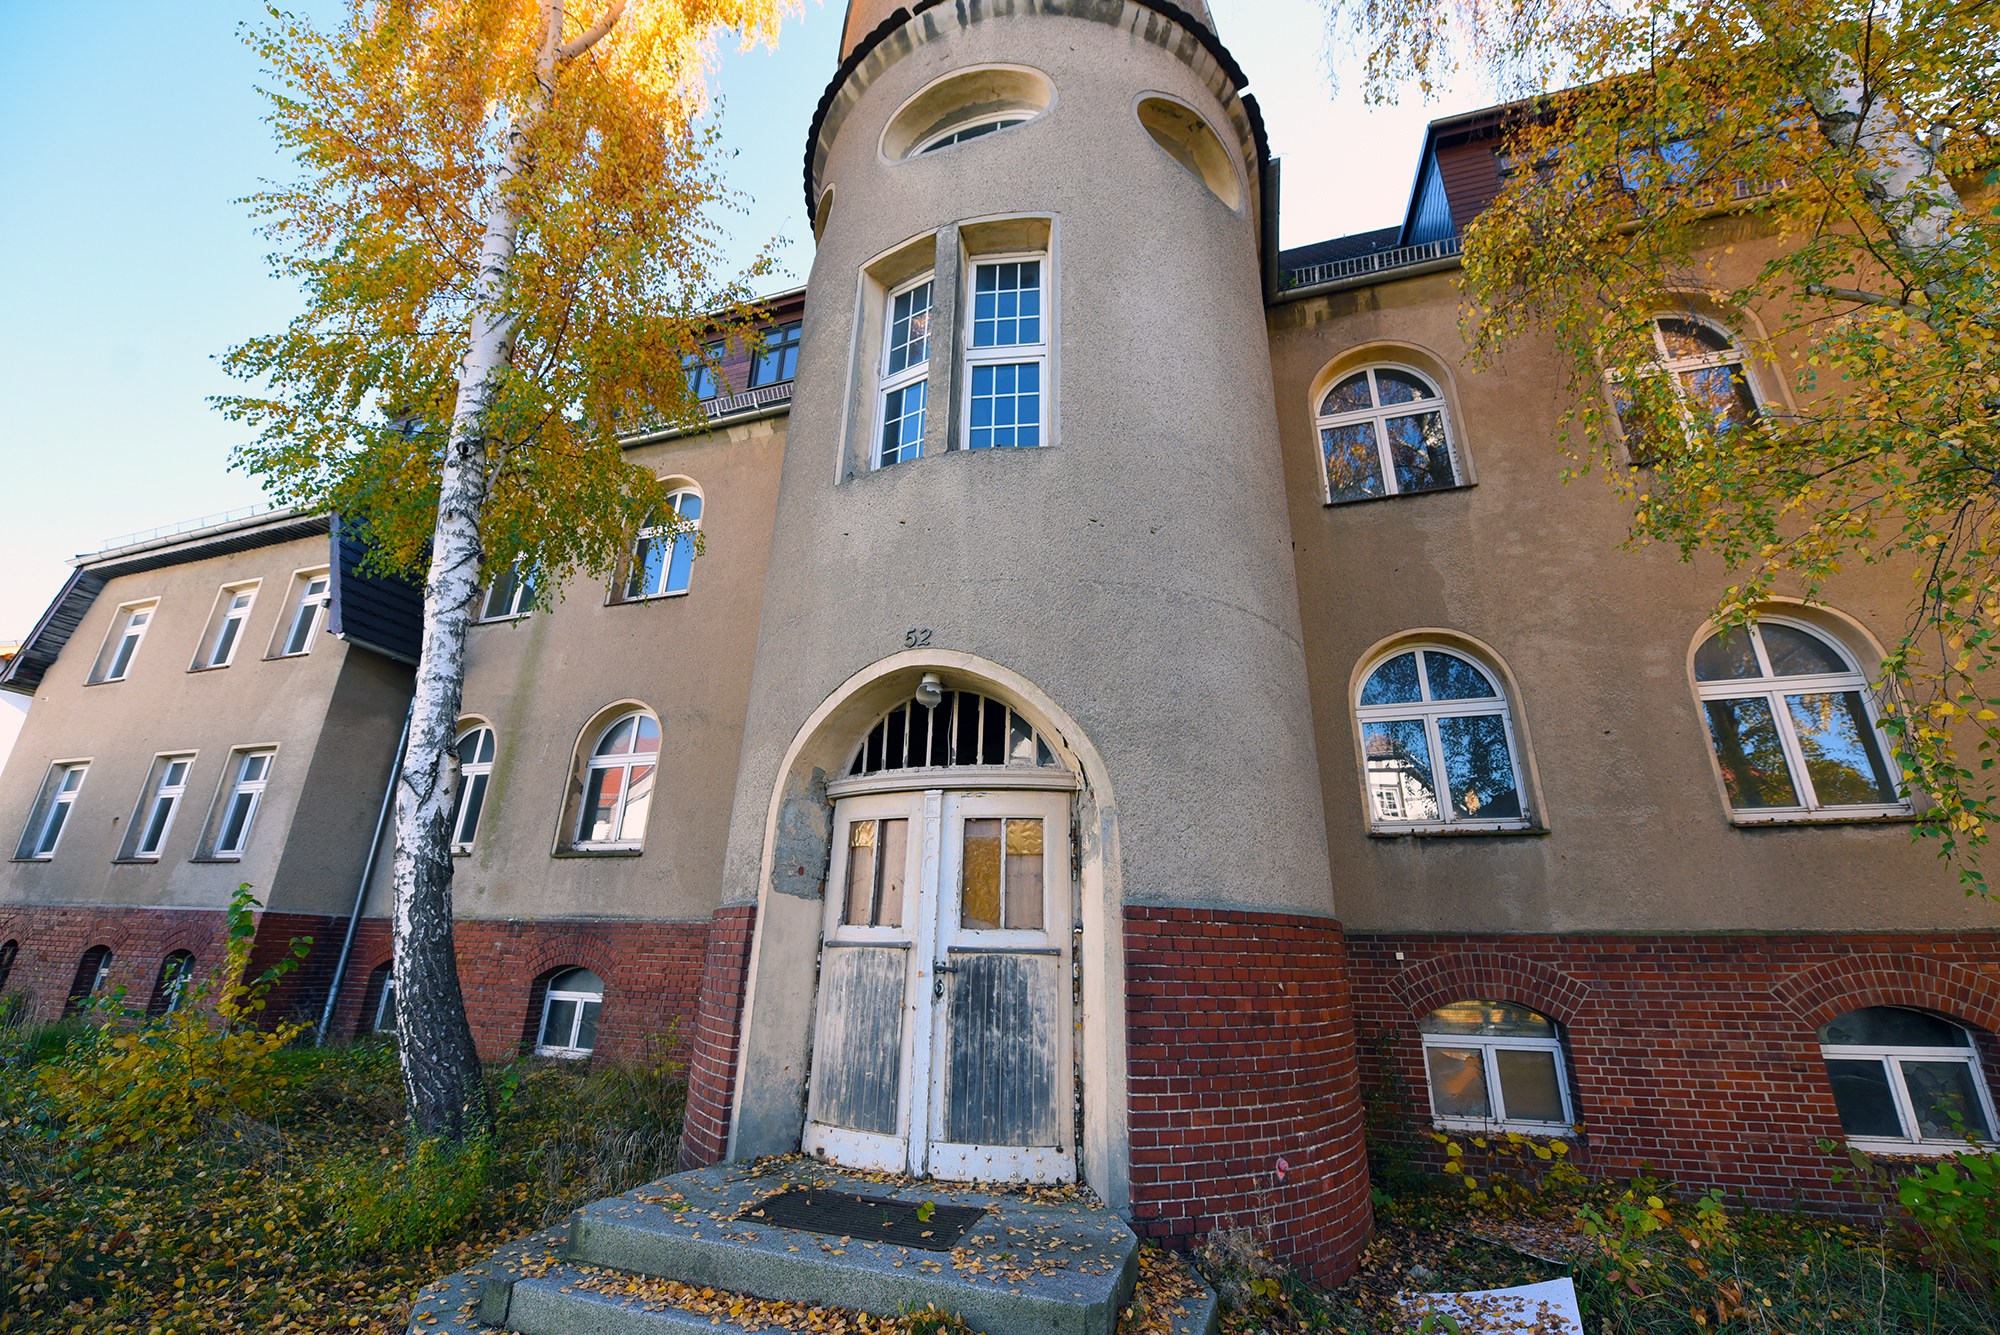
[0, 1, 1485, 638]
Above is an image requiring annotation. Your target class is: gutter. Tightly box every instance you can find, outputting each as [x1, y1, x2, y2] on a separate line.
[316, 699, 412, 1044]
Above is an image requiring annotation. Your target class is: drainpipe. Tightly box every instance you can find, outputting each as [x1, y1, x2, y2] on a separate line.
[316, 700, 412, 1044]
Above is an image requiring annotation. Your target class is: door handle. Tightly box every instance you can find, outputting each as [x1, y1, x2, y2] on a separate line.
[932, 960, 957, 1000]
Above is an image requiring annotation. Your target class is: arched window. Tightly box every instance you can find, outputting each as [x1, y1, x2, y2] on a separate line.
[1614, 315, 1760, 463]
[576, 711, 659, 847]
[623, 487, 703, 600]
[147, 951, 195, 1016]
[451, 725, 497, 852]
[882, 66, 1053, 161]
[65, 946, 113, 1015]
[1356, 645, 1529, 830]
[536, 967, 604, 1057]
[847, 690, 1062, 779]
[1693, 618, 1903, 817]
[0, 939, 18, 993]
[1819, 1007, 1997, 1150]
[1317, 366, 1460, 504]
[1420, 1000, 1574, 1132]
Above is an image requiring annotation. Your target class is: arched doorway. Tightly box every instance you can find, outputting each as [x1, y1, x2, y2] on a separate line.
[803, 690, 1081, 1182]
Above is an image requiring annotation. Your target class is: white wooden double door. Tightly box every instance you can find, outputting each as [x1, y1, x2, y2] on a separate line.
[802, 787, 1075, 1183]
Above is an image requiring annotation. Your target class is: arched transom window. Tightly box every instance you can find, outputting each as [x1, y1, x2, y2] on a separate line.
[1420, 1000, 1574, 1132]
[577, 711, 659, 846]
[1317, 366, 1460, 504]
[1693, 618, 1902, 817]
[537, 968, 604, 1058]
[1819, 1007, 1997, 1150]
[848, 690, 1061, 779]
[1356, 646, 1527, 830]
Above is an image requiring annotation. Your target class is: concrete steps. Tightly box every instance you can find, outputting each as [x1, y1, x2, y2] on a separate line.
[405, 1160, 1219, 1335]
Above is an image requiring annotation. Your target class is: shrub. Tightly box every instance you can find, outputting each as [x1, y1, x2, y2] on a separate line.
[1193, 1225, 1289, 1321]
[1894, 1150, 2000, 1290]
[1432, 1127, 1586, 1212]
[323, 1134, 496, 1257]
[34, 884, 311, 1155]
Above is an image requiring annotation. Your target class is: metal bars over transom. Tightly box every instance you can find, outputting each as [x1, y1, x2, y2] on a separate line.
[848, 691, 1062, 778]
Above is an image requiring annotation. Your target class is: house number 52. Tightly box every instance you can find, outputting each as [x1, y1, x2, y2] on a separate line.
[904, 628, 932, 648]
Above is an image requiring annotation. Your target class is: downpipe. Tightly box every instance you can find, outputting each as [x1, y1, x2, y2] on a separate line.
[316, 700, 413, 1044]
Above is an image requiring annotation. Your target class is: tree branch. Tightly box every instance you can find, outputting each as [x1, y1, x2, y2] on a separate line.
[558, 0, 628, 61]
[1804, 283, 1928, 317]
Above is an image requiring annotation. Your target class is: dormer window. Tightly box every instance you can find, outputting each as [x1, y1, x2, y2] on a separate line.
[750, 322, 802, 387]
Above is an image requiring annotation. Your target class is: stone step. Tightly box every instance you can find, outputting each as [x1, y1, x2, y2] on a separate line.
[555, 1162, 1140, 1335]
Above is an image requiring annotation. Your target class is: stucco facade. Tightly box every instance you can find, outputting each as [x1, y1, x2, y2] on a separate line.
[2, 0, 1994, 1286]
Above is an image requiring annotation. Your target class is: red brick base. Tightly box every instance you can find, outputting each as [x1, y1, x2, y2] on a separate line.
[1349, 932, 2000, 1210]
[680, 904, 758, 1168]
[1124, 905, 1375, 1285]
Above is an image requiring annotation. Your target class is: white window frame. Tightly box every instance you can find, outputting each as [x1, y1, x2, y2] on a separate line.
[374, 970, 398, 1033]
[92, 601, 157, 683]
[1693, 616, 1908, 822]
[876, 273, 935, 469]
[1354, 644, 1532, 833]
[210, 748, 275, 859]
[1314, 364, 1461, 503]
[479, 564, 536, 621]
[152, 951, 196, 1015]
[573, 712, 659, 850]
[196, 583, 259, 669]
[536, 971, 604, 1058]
[1420, 1025, 1576, 1135]
[451, 725, 496, 852]
[272, 569, 331, 657]
[622, 487, 703, 601]
[914, 111, 1031, 155]
[1821, 1022, 2000, 1155]
[961, 252, 1049, 452]
[128, 752, 196, 861]
[19, 761, 89, 860]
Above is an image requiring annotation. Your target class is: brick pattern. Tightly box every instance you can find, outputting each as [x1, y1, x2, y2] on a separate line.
[1349, 932, 2000, 1209]
[0, 904, 236, 1019]
[680, 905, 758, 1168]
[1124, 906, 1375, 1285]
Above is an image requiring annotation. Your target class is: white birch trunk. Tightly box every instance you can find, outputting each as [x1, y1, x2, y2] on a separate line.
[1799, 51, 1966, 268]
[390, 1, 583, 1138]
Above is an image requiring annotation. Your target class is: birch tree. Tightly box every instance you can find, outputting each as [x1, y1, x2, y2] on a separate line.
[1320, 0, 2000, 887]
[220, 0, 791, 1137]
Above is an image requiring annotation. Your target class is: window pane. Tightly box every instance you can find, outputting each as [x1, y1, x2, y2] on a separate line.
[1374, 368, 1437, 405]
[844, 820, 878, 927]
[1436, 714, 1523, 820]
[1322, 422, 1384, 503]
[972, 261, 1041, 348]
[1694, 629, 1762, 681]
[542, 997, 579, 1049]
[1785, 692, 1898, 805]
[1825, 1058, 1904, 1138]
[968, 362, 1041, 450]
[626, 533, 666, 599]
[1421, 1000, 1558, 1038]
[876, 819, 908, 928]
[1679, 363, 1759, 430]
[1760, 623, 1848, 676]
[484, 566, 523, 618]
[880, 381, 927, 466]
[35, 803, 72, 856]
[1658, 317, 1732, 358]
[212, 615, 243, 664]
[1904, 1060, 1993, 1140]
[1003, 818, 1044, 930]
[575, 999, 601, 1053]
[219, 792, 256, 852]
[618, 764, 654, 840]
[1385, 412, 1455, 493]
[1495, 1047, 1567, 1123]
[961, 818, 1002, 930]
[1424, 651, 1497, 701]
[1361, 719, 1441, 822]
[1360, 652, 1422, 706]
[1425, 1046, 1492, 1119]
[666, 531, 698, 594]
[138, 796, 175, 856]
[582, 767, 621, 841]
[455, 772, 489, 846]
[1822, 1007, 1971, 1048]
[887, 282, 933, 374]
[596, 717, 637, 756]
[632, 716, 661, 755]
[1319, 373, 1372, 416]
[1703, 697, 1801, 808]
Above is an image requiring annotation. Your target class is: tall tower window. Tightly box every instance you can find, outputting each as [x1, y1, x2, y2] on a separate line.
[964, 257, 1047, 450]
[877, 276, 934, 468]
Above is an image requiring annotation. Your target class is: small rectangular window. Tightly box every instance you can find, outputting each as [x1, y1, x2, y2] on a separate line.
[90, 602, 157, 683]
[17, 762, 88, 860]
[124, 753, 196, 860]
[194, 583, 259, 669]
[750, 322, 802, 387]
[209, 749, 275, 858]
[877, 277, 934, 468]
[480, 564, 536, 620]
[272, 570, 331, 657]
[963, 257, 1048, 451]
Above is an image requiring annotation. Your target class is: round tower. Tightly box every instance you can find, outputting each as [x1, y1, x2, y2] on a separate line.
[691, 0, 1374, 1281]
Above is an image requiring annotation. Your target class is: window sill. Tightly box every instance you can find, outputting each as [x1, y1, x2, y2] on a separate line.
[451, 846, 473, 858]
[264, 652, 312, 662]
[1370, 822, 1548, 840]
[112, 856, 164, 865]
[1325, 482, 1473, 509]
[476, 612, 533, 625]
[533, 1046, 595, 1060]
[613, 590, 690, 605]
[9, 855, 55, 864]
[553, 844, 644, 859]
[1729, 809, 1918, 829]
[1432, 1117, 1578, 1138]
[191, 855, 245, 864]
[1845, 1137, 1984, 1159]
[83, 677, 128, 687]
[186, 663, 235, 674]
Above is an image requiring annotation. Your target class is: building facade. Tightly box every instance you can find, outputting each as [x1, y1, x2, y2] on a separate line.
[5, 0, 1997, 1284]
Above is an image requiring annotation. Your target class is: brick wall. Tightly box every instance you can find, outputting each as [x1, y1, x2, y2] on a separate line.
[1124, 905, 1375, 1285]
[1349, 932, 2000, 1209]
[680, 904, 758, 1168]
[0, 903, 236, 1020]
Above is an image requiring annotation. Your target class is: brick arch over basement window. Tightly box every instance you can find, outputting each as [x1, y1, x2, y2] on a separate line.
[517, 933, 623, 1056]
[1771, 954, 2000, 1035]
[1388, 950, 1592, 1024]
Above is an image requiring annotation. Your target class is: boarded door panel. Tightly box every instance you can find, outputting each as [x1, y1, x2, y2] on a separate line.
[807, 945, 908, 1135]
[942, 951, 1063, 1146]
